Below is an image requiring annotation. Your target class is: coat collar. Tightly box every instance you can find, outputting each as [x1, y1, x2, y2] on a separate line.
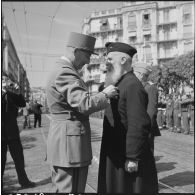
[115, 69, 134, 86]
[59, 56, 81, 77]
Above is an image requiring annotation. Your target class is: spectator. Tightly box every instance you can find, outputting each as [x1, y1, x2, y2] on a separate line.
[32, 100, 43, 128]
[2, 74, 35, 189]
[22, 100, 31, 129]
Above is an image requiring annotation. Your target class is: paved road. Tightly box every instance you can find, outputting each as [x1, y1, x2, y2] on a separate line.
[2, 114, 194, 193]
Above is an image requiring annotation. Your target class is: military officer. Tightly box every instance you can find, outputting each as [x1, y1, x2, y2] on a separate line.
[189, 91, 194, 131]
[45, 32, 118, 193]
[181, 94, 191, 134]
[166, 94, 174, 131]
[133, 63, 161, 153]
[98, 42, 158, 193]
[173, 94, 182, 133]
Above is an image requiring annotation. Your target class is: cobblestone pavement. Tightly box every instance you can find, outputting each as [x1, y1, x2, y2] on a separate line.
[2, 114, 194, 193]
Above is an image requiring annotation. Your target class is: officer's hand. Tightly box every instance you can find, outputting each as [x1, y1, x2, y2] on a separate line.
[125, 160, 138, 173]
[102, 85, 118, 98]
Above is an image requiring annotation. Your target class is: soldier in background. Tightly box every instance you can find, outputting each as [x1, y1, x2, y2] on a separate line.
[181, 94, 191, 134]
[32, 100, 43, 128]
[173, 93, 182, 133]
[166, 94, 174, 132]
[189, 92, 194, 131]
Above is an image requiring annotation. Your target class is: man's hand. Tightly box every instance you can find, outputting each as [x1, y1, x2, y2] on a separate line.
[102, 85, 118, 98]
[125, 160, 138, 173]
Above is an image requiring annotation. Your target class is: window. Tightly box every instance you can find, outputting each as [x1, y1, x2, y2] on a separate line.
[144, 34, 151, 42]
[184, 41, 193, 53]
[164, 10, 169, 22]
[117, 17, 122, 28]
[183, 13, 191, 24]
[128, 13, 136, 29]
[143, 13, 150, 27]
[143, 45, 152, 62]
[183, 25, 193, 38]
[129, 36, 137, 44]
[108, 9, 115, 14]
[101, 10, 106, 15]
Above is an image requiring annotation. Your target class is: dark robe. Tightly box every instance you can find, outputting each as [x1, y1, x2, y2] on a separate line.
[97, 71, 158, 193]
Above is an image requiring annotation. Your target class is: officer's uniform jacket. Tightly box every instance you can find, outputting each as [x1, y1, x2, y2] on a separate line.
[46, 57, 109, 167]
[166, 98, 174, 115]
[173, 98, 182, 116]
[143, 81, 161, 137]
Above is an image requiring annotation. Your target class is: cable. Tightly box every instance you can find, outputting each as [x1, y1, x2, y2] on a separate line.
[43, 2, 62, 70]
[18, 51, 61, 58]
[23, 2, 32, 68]
[10, 2, 25, 63]
[3, 5, 52, 19]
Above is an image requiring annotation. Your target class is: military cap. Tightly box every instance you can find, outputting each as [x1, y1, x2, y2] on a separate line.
[133, 62, 152, 75]
[105, 42, 137, 57]
[67, 32, 98, 55]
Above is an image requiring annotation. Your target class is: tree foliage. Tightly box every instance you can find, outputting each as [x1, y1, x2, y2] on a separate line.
[148, 51, 194, 94]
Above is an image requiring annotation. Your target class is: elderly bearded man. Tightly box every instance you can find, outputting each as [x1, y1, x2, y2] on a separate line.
[46, 32, 118, 193]
[97, 42, 159, 193]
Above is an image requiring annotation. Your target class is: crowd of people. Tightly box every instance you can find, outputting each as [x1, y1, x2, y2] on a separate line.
[2, 32, 194, 193]
[157, 83, 194, 135]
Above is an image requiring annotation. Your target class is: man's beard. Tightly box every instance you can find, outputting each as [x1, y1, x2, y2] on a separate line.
[104, 63, 122, 87]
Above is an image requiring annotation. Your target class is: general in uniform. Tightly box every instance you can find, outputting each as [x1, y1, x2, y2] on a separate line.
[46, 32, 118, 193]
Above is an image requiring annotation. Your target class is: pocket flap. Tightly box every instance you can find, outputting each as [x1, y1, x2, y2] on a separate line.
[66, 121, 84, 135]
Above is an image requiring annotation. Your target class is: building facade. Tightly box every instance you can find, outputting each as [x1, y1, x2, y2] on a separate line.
[82, 1, 194, 94]
[2, 15, 31, 100]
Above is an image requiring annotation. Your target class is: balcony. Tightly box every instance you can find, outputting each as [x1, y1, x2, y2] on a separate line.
[89, 26, 122, 36]
[157, 38, 177, 43]
[157, 21, 177, 26]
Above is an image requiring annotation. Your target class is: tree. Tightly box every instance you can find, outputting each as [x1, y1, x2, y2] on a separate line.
[148, 51, 194, 94]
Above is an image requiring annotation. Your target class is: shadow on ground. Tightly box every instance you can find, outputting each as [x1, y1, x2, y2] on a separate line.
[156, 162, 177, 173]
[159, 171, 194, 187]
[3, 174, 20, 192]
[154, 155, 163, 162]
[4, 161, 15, 171]
[21, 135, 37, 150]
[35, 177, 51, 186]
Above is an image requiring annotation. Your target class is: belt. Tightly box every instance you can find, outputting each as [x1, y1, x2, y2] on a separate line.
[51, 111, 88, 121]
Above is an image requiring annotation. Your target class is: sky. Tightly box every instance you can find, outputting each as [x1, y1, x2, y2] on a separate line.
[2, 1, 123, 88]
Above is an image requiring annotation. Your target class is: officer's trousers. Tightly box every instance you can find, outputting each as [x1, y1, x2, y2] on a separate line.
[173, 110, 181, 129]
[190, 110, 194, 129]
[157, 110, 163, 128]
[166, 111, 173, 129]
[182, 111, 190, 133]
[51, 165, 88, 193]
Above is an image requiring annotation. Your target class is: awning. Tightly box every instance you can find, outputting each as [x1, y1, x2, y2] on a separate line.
[143, 30, 151, 35]
[128, 31, 137, 37]
[100, 18, 108, 24]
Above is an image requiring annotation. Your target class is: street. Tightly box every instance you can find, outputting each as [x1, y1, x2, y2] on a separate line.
[3, 114, 194, 193]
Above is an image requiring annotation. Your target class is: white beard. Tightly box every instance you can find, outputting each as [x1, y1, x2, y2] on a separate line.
[105, 64, 122, 87]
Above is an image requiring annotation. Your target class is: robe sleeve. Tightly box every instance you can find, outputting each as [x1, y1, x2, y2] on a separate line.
[125, 83, 151, 161]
